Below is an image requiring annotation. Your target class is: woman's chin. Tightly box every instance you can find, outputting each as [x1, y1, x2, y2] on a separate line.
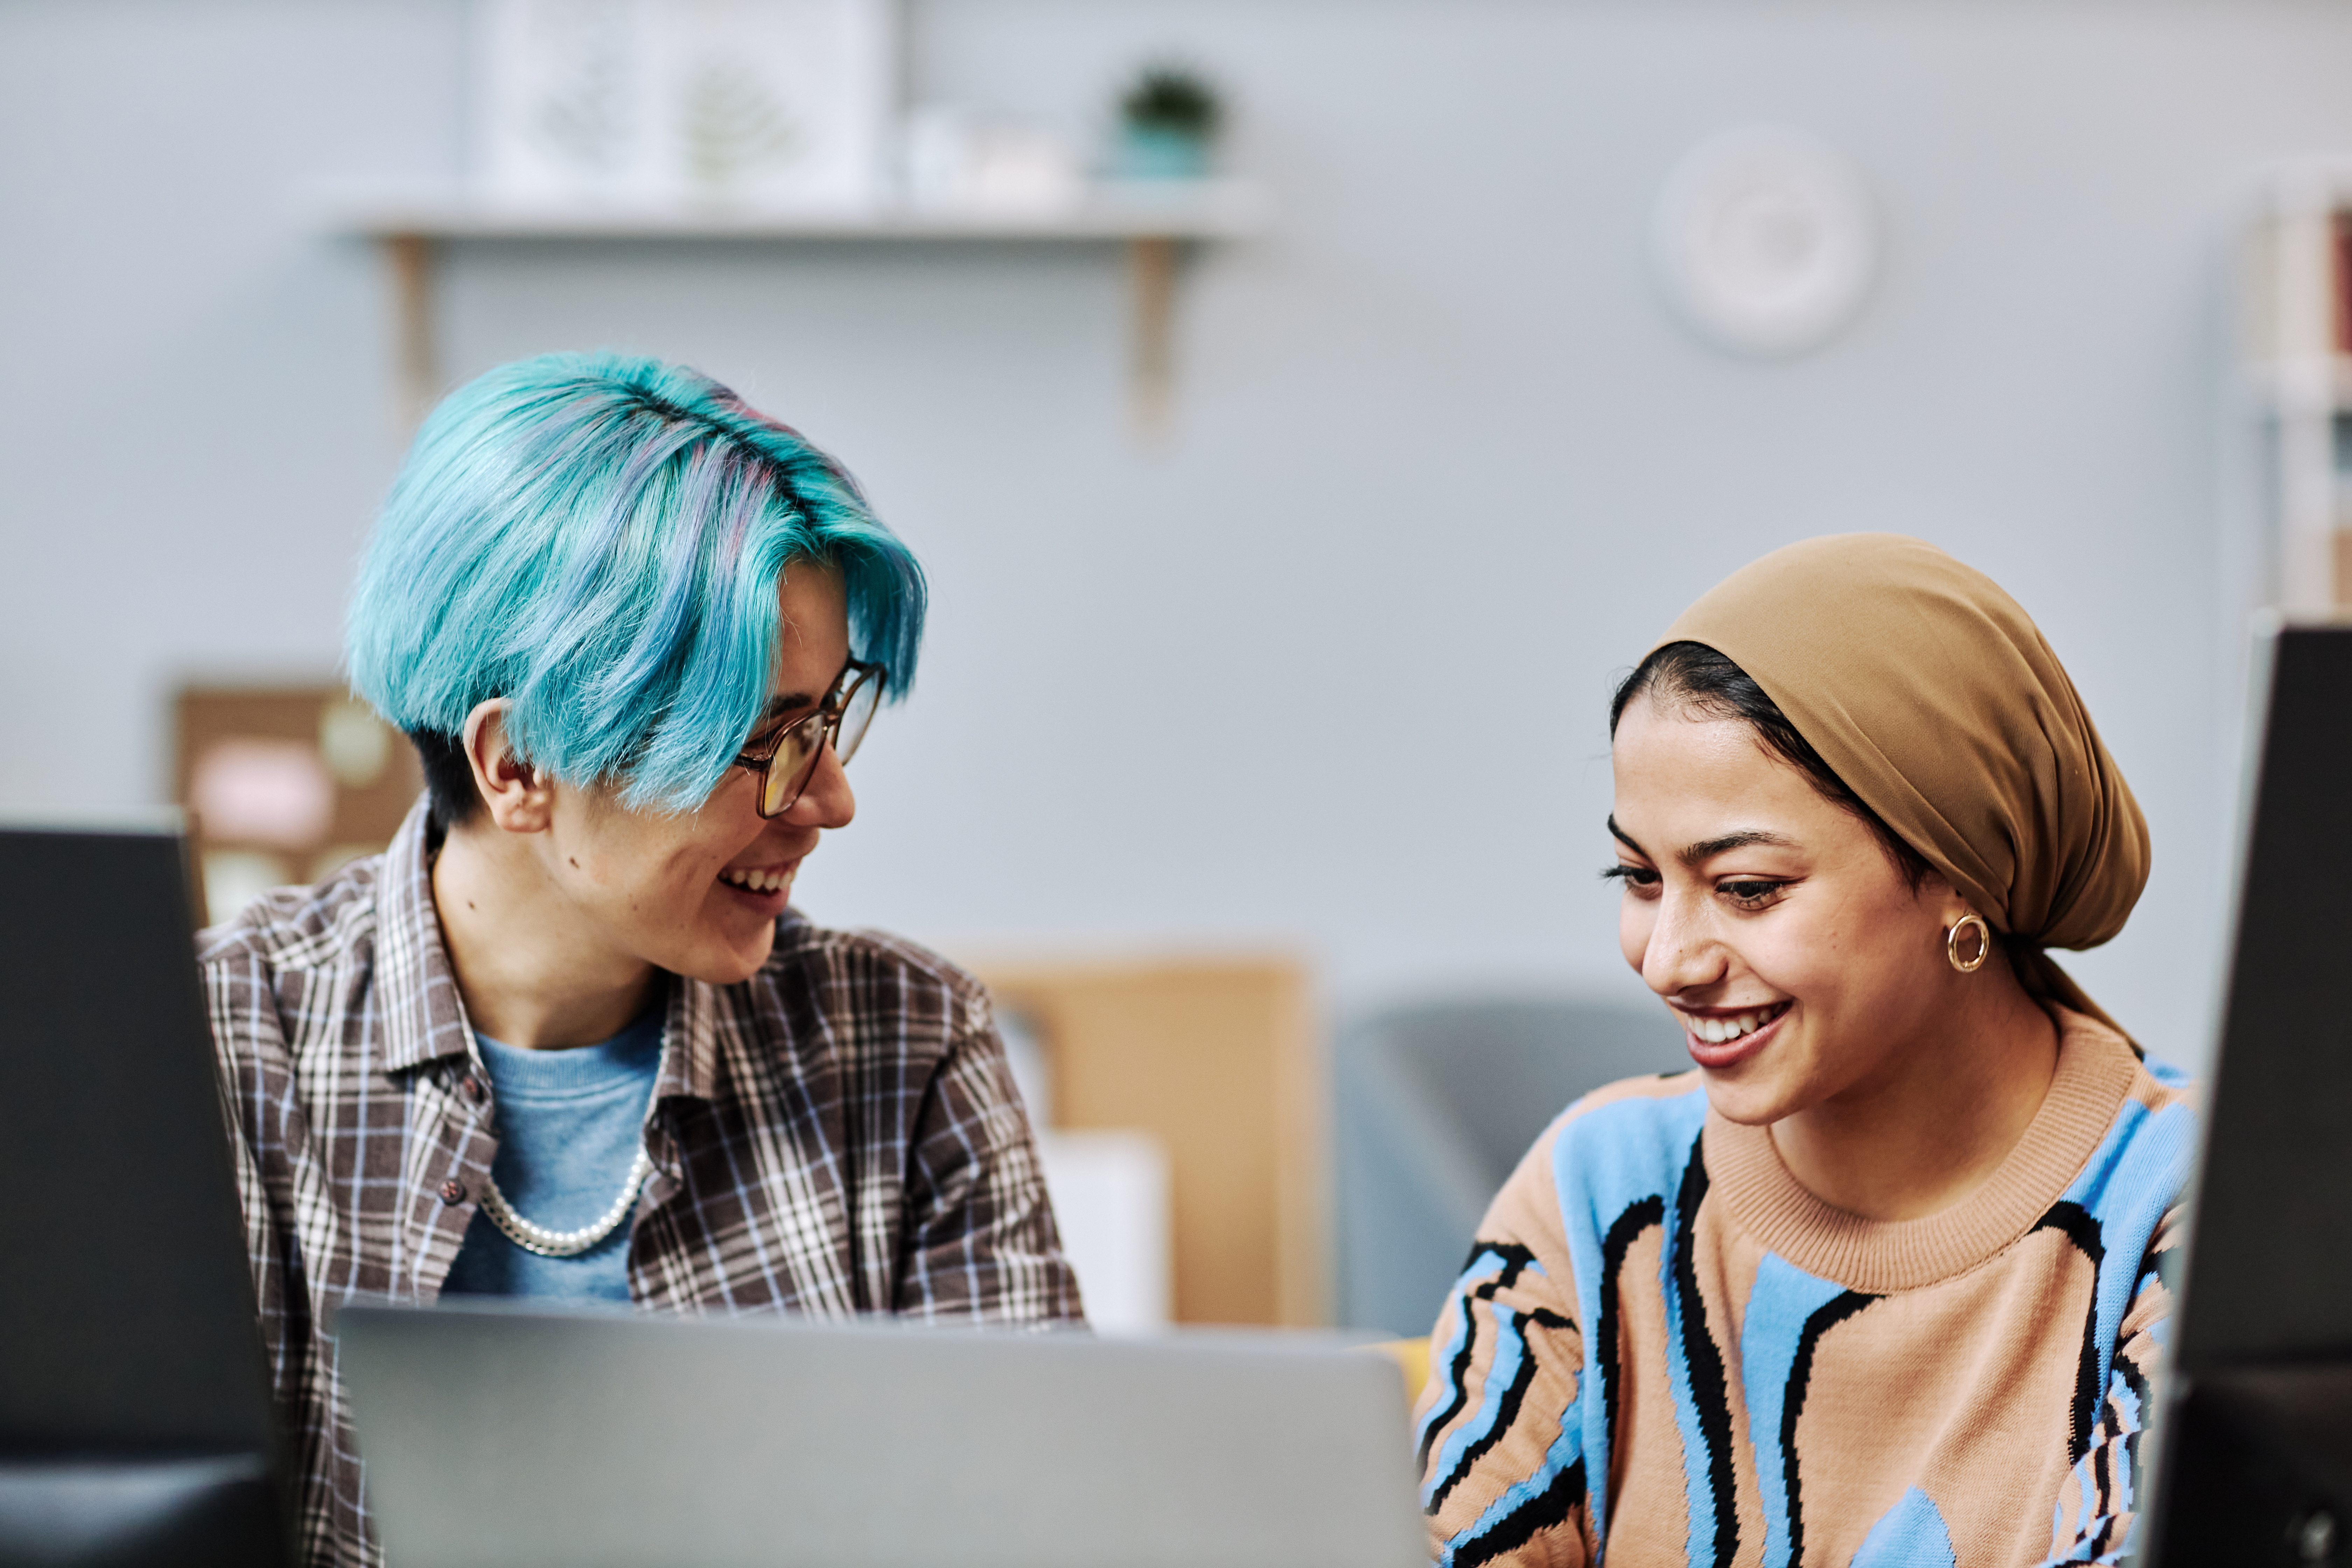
[1697, 1071, 1800, 1129]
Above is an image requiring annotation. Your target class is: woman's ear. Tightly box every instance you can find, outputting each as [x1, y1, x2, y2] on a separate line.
[1912, 867, 1964, 917]
[460, 699, 552, 834]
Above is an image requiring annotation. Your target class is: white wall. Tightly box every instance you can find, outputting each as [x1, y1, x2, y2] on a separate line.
[7, 0, 2348, 1070]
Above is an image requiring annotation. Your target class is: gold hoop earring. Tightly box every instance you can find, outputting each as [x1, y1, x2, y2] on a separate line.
[1946, 914, 1991, 974]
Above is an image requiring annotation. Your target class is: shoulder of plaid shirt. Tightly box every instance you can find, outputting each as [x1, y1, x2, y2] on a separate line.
[197, 796, 1083, 1568]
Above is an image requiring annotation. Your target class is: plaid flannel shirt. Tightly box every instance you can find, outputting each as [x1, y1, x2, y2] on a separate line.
[198, 798, 1082, 1568]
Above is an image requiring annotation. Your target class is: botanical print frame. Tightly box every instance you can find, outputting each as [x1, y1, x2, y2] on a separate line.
[476, 0, 895, 208]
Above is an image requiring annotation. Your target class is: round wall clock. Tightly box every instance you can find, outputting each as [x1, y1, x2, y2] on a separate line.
[1652, 125, 1879, 358]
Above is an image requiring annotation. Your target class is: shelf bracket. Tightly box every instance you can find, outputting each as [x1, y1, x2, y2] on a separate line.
[384, 233, 440, 430]
[1128, 236, 1183, 439]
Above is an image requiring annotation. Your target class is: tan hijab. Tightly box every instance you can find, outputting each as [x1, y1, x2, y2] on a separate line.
[1654, 533, 2149, 1040]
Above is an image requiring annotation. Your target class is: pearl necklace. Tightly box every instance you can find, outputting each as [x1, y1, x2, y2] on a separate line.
[476, 1149, 654, 1258]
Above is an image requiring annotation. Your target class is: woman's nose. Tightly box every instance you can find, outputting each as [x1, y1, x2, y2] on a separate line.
[1641, 889, 1725, 997]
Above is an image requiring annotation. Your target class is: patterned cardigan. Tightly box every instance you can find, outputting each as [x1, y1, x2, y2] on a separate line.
[1415, 1008, 2194, 1568]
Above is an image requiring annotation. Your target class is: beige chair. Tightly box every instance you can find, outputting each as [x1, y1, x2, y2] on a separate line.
[973, 955, 1324, 1328]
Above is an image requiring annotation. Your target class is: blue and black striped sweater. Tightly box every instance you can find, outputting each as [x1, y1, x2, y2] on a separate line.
[1414, 1008, 2194, 1567]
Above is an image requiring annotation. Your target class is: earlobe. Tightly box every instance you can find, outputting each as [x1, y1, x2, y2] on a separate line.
[461, 699, 553, 834]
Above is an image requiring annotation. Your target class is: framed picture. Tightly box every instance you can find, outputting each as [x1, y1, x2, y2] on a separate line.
[476, 0, 895, 207]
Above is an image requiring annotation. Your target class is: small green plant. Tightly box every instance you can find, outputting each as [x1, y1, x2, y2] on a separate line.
[1120, 65, 1222, 141]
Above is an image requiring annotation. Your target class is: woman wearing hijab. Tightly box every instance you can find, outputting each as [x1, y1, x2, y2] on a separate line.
[1414, 535, 2196, 1567]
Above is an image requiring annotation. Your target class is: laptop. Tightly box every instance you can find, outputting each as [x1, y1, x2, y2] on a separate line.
[2138, 621, 2352, 1564]
[0, 821, 291, 1567]
[338, 1302, 1429, 1568]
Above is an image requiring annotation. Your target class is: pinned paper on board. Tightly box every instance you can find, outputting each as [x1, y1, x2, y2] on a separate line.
[189, 739, 337, 851]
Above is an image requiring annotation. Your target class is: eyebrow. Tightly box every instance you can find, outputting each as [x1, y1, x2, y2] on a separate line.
[753, 658, 855, 726]
[756, 690, 820, 724]
[1681, 829, 1801, 864]
[1607, 815, 1800, 865]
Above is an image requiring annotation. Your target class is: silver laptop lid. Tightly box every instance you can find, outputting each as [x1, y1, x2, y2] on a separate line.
[338, 1303, 1430, 1568]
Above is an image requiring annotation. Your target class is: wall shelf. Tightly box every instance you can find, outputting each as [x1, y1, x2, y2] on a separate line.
[316, 181, 1273, 432]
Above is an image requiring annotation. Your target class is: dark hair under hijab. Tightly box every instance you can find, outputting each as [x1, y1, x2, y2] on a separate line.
[1610, 640, 1933, 890]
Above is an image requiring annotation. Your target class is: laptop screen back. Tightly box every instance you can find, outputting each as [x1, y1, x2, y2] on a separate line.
[341, 1303, 1430, 1568]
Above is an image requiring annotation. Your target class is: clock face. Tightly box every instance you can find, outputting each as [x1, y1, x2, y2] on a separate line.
[1652, 125, 1878, 358]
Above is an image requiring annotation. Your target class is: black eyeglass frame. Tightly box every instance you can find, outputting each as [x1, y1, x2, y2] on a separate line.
[731, 659, 885, 819]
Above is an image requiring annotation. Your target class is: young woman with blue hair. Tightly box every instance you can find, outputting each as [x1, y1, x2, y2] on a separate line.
[200, 352, 1080, 1567]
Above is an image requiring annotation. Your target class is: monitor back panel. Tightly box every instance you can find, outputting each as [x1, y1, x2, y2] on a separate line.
[2137, 624, 2352, 1564]
[2173, 624, 2352, 1371]
[340, 1305, 1430, 1568]
[0, 827, 275, 1458]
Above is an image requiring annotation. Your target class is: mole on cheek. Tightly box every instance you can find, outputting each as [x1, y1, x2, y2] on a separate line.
[569, 857, 580, 869]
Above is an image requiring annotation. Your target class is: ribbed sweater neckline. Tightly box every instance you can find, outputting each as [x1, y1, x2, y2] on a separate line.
[1703, 1007, 2140, 1294]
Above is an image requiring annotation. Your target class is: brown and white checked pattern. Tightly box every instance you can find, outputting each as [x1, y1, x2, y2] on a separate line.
[198, 799, 1082, 1568]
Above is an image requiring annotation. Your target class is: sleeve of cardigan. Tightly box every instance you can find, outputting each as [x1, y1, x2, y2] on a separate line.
[2043, 1203, 2183, 1565]
[1413, 1139, 1594, 1568]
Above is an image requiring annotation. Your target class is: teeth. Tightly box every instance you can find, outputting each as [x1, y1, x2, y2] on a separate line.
[1689, 1005, 1782, 1045]
[721, 865, 791, 894]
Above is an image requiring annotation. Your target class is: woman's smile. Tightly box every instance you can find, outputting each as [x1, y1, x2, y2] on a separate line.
[1673, 998, 1792, 1069]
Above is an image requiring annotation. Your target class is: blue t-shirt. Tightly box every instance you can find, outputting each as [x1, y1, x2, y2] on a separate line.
[441, 1007, 665, 1302]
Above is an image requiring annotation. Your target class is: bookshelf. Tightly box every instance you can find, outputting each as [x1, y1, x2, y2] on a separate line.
[2243, 162, 2352, 612]
[316, 181, 1273, 433]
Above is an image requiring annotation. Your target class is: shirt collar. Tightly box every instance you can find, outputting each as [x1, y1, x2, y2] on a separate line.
[656, 963, 720, 1104]
[373, 796, 477, 1074]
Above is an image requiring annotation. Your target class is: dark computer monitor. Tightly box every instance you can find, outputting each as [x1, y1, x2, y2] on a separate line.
[2140, 622, 2352, 1566]
[0, 823, 289, 1568]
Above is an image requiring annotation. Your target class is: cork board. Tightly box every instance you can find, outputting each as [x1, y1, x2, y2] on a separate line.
[174, 686, 423, 925]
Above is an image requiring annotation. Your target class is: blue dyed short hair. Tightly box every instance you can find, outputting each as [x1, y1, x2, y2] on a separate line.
[346, 351, 925, 819]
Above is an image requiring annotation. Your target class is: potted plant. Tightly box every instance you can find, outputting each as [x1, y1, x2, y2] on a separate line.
[1116, 65, 1222, 180]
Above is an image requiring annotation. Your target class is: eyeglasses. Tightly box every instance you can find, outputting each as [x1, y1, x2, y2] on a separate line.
[732, 660, 885, 818]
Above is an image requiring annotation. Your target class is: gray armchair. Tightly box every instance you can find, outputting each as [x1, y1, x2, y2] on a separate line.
[1333, 996, 1685, 1337]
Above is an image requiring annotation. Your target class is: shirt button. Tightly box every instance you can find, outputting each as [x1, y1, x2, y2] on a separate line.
[438, 1178, 467, 1205]
[461, 1074, 487, 1104]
